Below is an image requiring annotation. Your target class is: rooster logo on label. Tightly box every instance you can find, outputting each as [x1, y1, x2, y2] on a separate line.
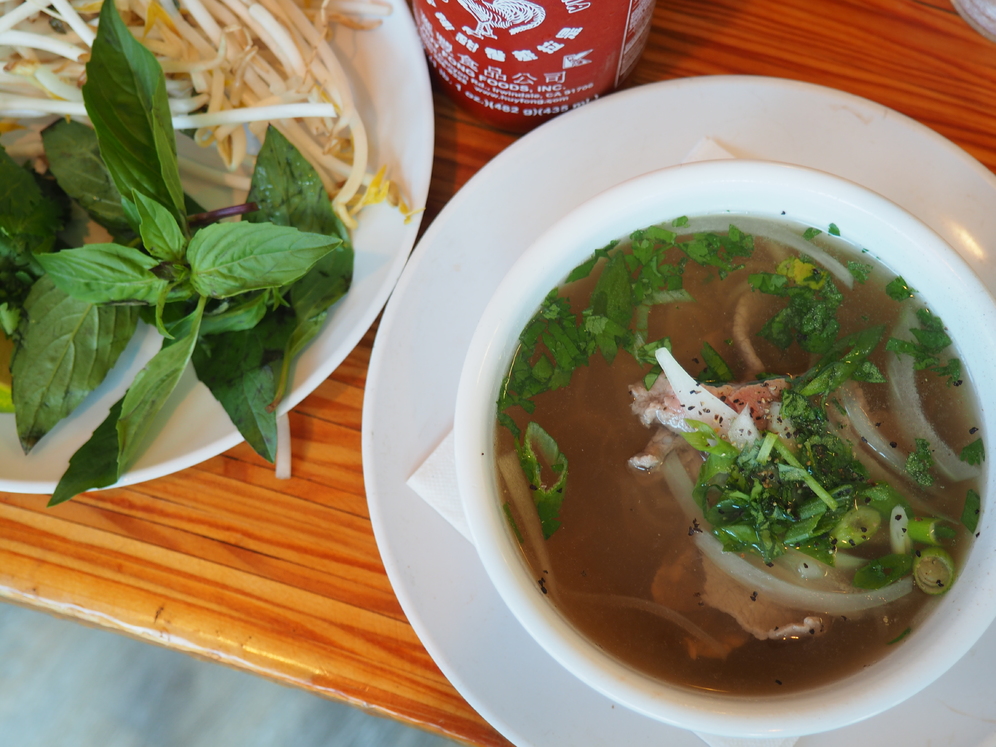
[457, 0, 546, 38]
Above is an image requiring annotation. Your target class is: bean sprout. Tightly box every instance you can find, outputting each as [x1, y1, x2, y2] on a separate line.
[0, 0, 403, 227]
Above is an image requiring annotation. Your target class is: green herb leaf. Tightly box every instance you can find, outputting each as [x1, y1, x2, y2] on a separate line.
[192, 311, 292, 461]
[49, 398, 124, 506]
[246, 126, 349, 240]
[10, 276, 138, 452]
[828, 223, 840, 236]
[0, 145, 63, 256]
[116, 295, 206, 473]
[186, 221, 340, 298]
[961, 488, 981, 533]
[886, 307, 960, 385]
[82, 0, 186, 229]
[37, 243, 168, 305]
[40, 118, 134, 240]
[906, 438, 935, 487]
[698, 340, 734, 384]
[886, 276, 915, 301]
[134, 191, 186, 262]
[803, 227, 822, 240]
[960, 437, 985, 466]
[796, 324, 885, 397]
[846, 261, 872, 283]
[245, 126, 354, 402]
[198, 293, 269, 336]
[852, 553, 914, 589]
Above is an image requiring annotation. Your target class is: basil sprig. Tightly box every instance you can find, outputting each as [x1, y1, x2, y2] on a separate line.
[4, 0, 352, 504]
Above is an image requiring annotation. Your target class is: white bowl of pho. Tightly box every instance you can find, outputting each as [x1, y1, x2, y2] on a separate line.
[454, 159, 996, 737]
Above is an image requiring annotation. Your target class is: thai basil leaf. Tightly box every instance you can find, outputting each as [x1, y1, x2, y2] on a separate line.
[191, 311, 294, 461]
[82, 0, 186, 230]
[49, 398, 125, 506]
[116, 296, 205, 473]
[186, 222, 340, 299]
[199, 293, 269, 336]
[245, 125, 353, 399]
[0, 144, 63, 257]
[134, 191, 186, 261]
[246, 126, 349, 240]
[10, 276, 138, 452]
[40, 119, 134, 240]
[37, 243, 168, 305]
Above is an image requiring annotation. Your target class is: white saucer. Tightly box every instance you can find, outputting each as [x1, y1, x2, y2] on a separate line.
[362, 76, 996, 746]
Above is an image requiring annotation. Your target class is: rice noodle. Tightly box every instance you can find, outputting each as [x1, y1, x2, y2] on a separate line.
[660, 452, 914, 614]
[886, 305, 978, 482]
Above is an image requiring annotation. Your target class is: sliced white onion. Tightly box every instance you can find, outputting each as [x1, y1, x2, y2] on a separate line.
[838, 382, 908, 475]
[727, 405, 760, 450]
[697, 532, 912, 614]
[653, 347, 747, 440]
[886, 305, 978, 482]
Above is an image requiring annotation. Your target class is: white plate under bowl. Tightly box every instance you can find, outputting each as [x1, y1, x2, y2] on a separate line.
[362, 76, 996, 747]
[0, 0, 434, 493]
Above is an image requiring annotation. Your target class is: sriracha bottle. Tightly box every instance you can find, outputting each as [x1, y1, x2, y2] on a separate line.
[412, 0, 655, 132]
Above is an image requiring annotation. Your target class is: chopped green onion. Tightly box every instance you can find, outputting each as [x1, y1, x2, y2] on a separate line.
[772, 438, 838, 509]
[907, 517, 954, 546]
[913, 547, 956, 595]
[831, 507, 881, 548]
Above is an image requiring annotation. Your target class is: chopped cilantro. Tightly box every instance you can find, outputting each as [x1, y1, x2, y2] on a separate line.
[750, 263, 843, 355]
[803, 227, 822, 240]
[961, 489, 981, 533]
[960, 437, 985, 466]
[886, 276, 915, 301]
[846, 261, 873, 283]
[906, 438, 935, 487]
[677, 226, 753, 279]
[828, 223, 841, 236]
[672, 216, 689, 227]
[886, 307, 961, 385]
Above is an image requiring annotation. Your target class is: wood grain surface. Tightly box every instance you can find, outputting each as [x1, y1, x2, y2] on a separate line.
[3, 1, 996, 745]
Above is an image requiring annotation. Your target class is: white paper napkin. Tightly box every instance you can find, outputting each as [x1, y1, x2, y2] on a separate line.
[404, 138, 800, 747]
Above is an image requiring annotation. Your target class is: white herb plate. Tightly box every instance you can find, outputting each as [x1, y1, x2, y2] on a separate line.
[0, 0, 433, 493]
[363, 76, 996, 746]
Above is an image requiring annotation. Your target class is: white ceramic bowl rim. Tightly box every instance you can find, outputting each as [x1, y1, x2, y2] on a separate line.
[454, 159, 996, 738]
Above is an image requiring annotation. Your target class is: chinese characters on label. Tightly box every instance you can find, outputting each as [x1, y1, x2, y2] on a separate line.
[415, 0, 652, 130]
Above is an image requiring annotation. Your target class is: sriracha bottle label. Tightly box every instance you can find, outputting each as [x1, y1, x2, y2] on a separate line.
[413, 0, 654, 132]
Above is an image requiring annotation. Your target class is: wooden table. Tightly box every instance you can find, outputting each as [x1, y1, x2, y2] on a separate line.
[2, 1, 995, 745]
